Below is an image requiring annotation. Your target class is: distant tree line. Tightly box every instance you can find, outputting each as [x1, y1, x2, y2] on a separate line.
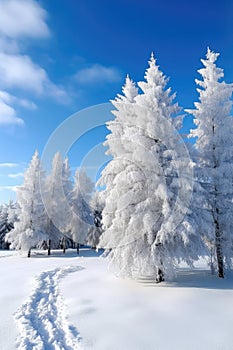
[3, 152, 103, 257]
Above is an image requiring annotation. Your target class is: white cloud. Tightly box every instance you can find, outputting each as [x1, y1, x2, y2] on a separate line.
[0, 90, 38, 125]
[0, 53, 68, 100]
[8, 172, 24, 178]
[0, 163, 18, 168]
[75, 64, 122, 85]
[0, 0, 69, 128]
[17, 98, 37, 110]
[0, 99, 24, 125]
[0, 185, 17, 192]
[0, 53, 47, 94]
[0, 90, 36, 110]
[0, 0, 50, 39]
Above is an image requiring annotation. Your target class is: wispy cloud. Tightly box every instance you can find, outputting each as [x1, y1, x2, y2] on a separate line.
[74, 64, 122, 85]
[0, 162, 19, 168]
[0, 91, 37, 125]
[0, 98, 24, 125]
[8, 172, 24, 178]
[0, 53, 46, 93]
[0, 0, 50, 40]
[16, 98, 37, 110]
[0, 53, 66, 98]
[0, 185, 17, 192]
[0, 0, 69, 127]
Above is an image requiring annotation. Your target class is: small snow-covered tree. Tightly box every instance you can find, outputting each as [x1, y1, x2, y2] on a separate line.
[62, 157, 73, 204]
[0, 201, 17, 249]
[61, 156, 74, 252]
[68, 168, 93, 253]
[7, 200, 19, 226]
[99, 55, 194, 281]
[186, 48, 233, 278]
[87, 191, 105, 248]
[5, 151, 48, 257]
[44, 152, 66, 255]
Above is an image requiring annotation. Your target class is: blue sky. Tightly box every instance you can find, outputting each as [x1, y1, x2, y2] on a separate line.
[0, 0, 232, 203]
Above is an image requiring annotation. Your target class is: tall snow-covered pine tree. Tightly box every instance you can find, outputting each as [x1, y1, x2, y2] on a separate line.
[186, 48, 233, 278]
[6, 151, 48, 256]
[99, 55, 194, 281]
[68, 168, 93, 252]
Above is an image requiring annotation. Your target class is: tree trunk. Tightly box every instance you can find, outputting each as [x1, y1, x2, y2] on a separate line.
[156, 256, 165, 283]
[154, 243, 164, 283]
[77, 243, 80, 255]
[156, 267, 164, 283]
[215, 214, 224, 278]
[212, 126, 224, 279]
[210, 246, 215, 275]
[27, 249, 31, 258]
[62, 237, 66, 254]
[48, 239, 51, 256]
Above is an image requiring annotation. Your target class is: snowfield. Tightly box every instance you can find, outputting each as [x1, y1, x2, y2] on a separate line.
[0, 249, 233, 350]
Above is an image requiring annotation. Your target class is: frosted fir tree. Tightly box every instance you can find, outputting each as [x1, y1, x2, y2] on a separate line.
[0, 201, 17, 249]
[62, 157, 73, 204]
[60, 156, 74, 252]
[136, 53, 196, 281]
[99, 72, 160, 278]
[68, 168, 93, 253]
[0, 203, 11, 249]
[98, 75, 139, 243]
[186, 48, 233, 278]
[7, 200, 19, 227]
[5, 151, 48, 257]
[98, 75, 149, 276]
[87, 191, 105, 249]
[99, 56, 194, 281]
[44, 152, 66, 255]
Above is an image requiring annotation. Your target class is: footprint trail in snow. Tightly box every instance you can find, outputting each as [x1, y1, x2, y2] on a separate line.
[14, 266, 83, 350]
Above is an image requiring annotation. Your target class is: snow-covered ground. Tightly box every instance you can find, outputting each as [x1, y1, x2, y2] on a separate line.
[0, 249, 233, 350]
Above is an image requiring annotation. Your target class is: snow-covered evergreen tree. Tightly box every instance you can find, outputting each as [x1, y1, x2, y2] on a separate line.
[62, 157, 73, 204]
[61, 156, 74, 252]
[87, 191, 105, 248]
[98, 75, 149, 277]
[186, 48, 233, 278]
[68, 168, 93, 252]
[98, 75, 139, 248]
[44, 152, 66, 254]
[136, 54, 197, 280]
[99, 56, 194, 281]
[0, 201, 17, 249]
[5, 151, 48, 256]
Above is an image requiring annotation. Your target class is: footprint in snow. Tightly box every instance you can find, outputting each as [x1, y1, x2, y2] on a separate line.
[14, 266, 83, 350]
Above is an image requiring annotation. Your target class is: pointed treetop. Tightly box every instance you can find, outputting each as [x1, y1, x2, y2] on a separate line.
[198, 47, 224, 86]
[124, 74, 132, 87]
[32, 149, 39, 159]
[29, 150, 40, 170]
[63, 156, 70, 170]
[53, 151, 62, 163]
[62, 156, 71, 178]
[138, 52, 166, 89]
[149, 52, 156, 66]
[115, 74, 138, 103]
[206, 47, 220, 63]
